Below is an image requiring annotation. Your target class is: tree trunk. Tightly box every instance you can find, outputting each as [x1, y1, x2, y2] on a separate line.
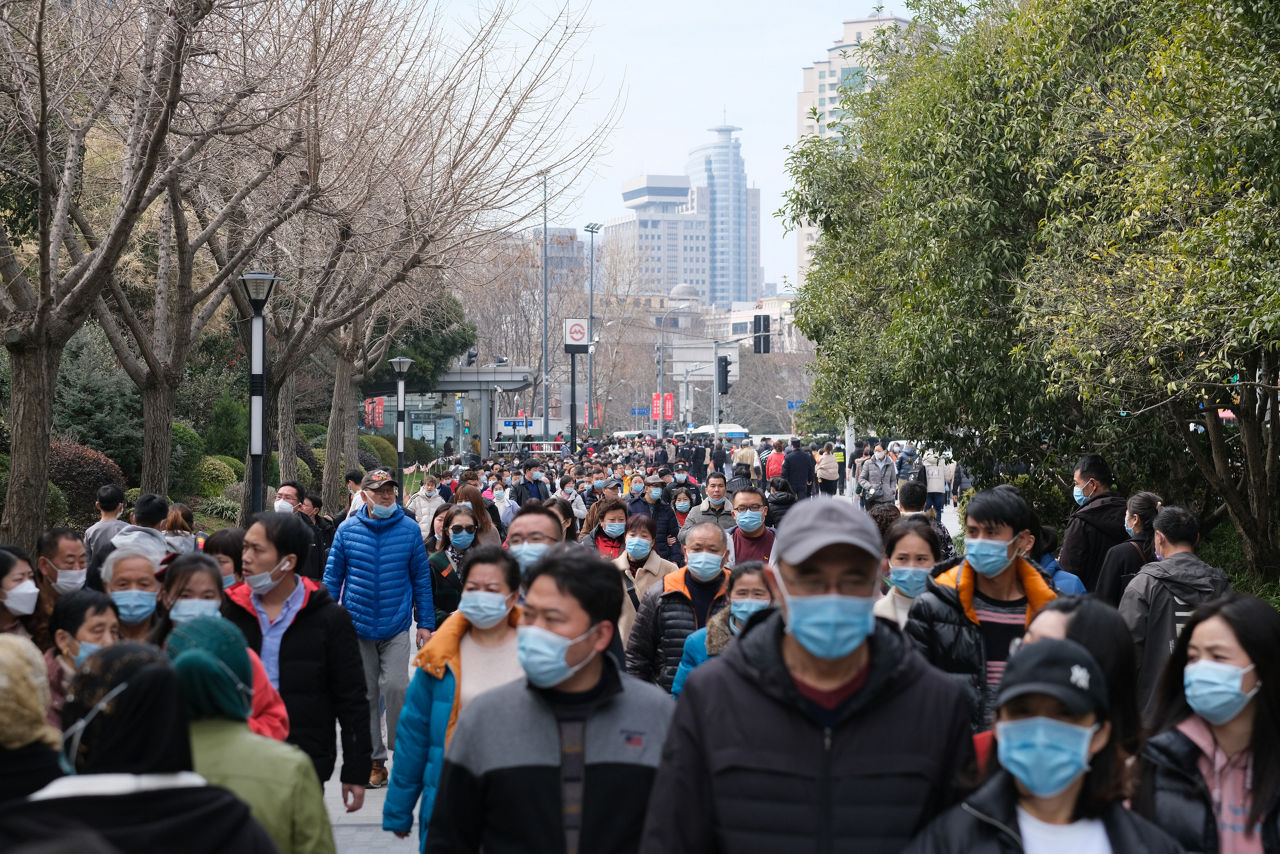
[277, 372, 298, 486]
[1, 340, 63, 551]
[139, 375, 177, 496]
[344, 388, 360, 475]
[323, 352, 353, 515]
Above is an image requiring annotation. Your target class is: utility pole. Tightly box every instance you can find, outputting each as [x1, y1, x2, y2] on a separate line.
[584, 222, 601, 435]
[541, 172, 550, 442]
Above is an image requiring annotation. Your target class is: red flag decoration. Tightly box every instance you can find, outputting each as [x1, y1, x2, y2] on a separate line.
[652, 392, 661, 416]
[663, 393, 674, 421]
[373, 398, 385, 428]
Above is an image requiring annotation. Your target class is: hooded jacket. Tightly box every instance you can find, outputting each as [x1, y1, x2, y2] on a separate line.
[224, 577, 372, 786]
[86, 525, 168, 591]
[905, 770, 1184, 854]
[323, 503, 435, 640]
[1119, 552, 1231, 720]
[624, 568, 728, 692]
[383, 607, 522, 853]
[766, 490, 797, 527]
[639, 612, 975, 854]
[906, 558, 1057, 731]
[1059, 492, 1129, 590]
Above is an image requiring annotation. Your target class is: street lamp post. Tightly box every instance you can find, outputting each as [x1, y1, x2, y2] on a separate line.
[656, 301, 690, 439]
[584, 222, 601, 434]
[389, 356, 414, 505]
[541, 172, 550, 442]
[239, 270, 281, 514]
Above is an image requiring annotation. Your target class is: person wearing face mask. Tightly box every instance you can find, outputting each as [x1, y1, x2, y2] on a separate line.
[44, 589, 119, 729]
[906, 485, 1058, 731]
[640, 497, 974, 853]
[1059, 454, 1129, 590]
[0, 547, 40, 643]
[426, 546, 673, 854]
[897, 480, 958, 563]
[585, 497, 629, 560]
[100, 546, 163, 643]
[627, 474, 682, 565]
[224, 512, 372, 812]
[857, 443, 898, 507]
[1095, 490, 1162, 607]
[26, 528, 89, 652]
[906, 639, 1181, 854]
[662, 462, 702, 506]
[1119, 505, 1230, 721]
[428, 506, 480, 628]
[679, 471, 735, 543]
[407, 475, 446, 545]
[504, 504, 565, 584]
[670, 561, 772, 698]
[203, 526, 245, 590]
[383, 547, 525, 851]
[511, 460, 551, 506]
[669, 487, 694, 529]
[614, 514, 677, 646]
[323, 469, 435, 790]
[148, 553, 290, 741]
[1133, 594, 1280, 853]
[167, 616, 334, 854]
[726, 486, 775, 564]
[625, 522, 730, 692]
[874, 517, 944, 629]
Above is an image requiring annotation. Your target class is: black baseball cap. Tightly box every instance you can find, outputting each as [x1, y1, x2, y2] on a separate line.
[998, 638, 1109, 717]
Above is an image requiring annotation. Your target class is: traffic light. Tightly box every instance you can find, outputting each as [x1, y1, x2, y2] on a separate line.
[752, 314, 771, 354]
[463, 419, 471, 434]
[717, 355, 731, 394]
[465, 348, 477, 367]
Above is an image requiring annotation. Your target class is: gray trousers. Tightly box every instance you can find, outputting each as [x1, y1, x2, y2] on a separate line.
[357, 631, 411, 762]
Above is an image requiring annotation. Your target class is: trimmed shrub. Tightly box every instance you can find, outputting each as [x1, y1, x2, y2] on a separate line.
[266, 454, 312, 490]
[48, 441, 126, 524]
[125, 487, 141, 508]
[214, 455, 246, 479]
[204, 391, 248, 458]
[362, 434, 397, 468]
[308, 433, 327, 449]
[297, 423, 327, 443]
[170, 422, 206, 496]
[357, 450, 378, 472]
[0, 472, 69, 527]
[196, 456, 237, 498]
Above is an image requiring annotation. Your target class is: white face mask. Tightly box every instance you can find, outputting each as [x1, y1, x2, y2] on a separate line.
[2, 579, 39, 616]
[54, 569, 87, 595]
[273, 499, 293, 514]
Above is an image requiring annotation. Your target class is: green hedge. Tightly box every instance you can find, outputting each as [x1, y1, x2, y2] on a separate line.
[363, 434, 398, 468]
[196, 456, 237, 498]
[214, 455, 246, 478]
[267, 454, 313, 490]
[170, 422, 206, 496]
[297, 423, 327, 443]
[0, 470, 69, 527]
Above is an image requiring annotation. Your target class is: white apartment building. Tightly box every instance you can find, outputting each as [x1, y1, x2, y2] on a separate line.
[702, 295, 809, 355]
[602, 175, 710, 296]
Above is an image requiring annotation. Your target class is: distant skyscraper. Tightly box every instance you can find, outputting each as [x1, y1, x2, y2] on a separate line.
[686, 126, 762, 308]
[601, 175, 709, 295]
[795, 15, 909, 287]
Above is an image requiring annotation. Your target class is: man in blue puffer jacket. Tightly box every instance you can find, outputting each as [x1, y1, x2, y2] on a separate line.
[324, 468, 435, 790]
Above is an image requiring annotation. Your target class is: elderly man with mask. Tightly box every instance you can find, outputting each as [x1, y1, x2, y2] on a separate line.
[640, 497, 974, 853]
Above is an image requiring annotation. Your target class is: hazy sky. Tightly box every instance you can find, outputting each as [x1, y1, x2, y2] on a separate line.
[559, 1, 907, 289]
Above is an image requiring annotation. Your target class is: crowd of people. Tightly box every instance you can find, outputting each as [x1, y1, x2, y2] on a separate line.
[0, 436, 1277, 854]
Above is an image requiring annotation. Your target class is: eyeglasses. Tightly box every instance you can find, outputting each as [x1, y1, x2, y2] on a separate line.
[508, 533, 556, 545]
[735, 504, 766, 513]
[450, 525, 478, 535]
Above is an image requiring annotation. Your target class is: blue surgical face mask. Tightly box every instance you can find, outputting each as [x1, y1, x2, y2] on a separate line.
[675, 473, 688, 482]
[603, 521, 626, 539]
[110, 590, 157, 625]
[458, 501, 473, 510]
[774, 571, 875, 659]
[450, 531, 476, 550]
[729, 598, 769, 634]
[169, 599, 222, 625]
[675, 501, 691, 513]
[221, 573, 236, 590]
[686, 552, 725, 582]
[889, 566, 930, 598]
[1073, 485, 1088, 506]
[369, 501, 396, 519]
[458, 590, 512, 630]
[964, 537, 1015, 578]
[707, 495, 725, 506]
[594, 479, 606, 490]
[624, 537, 652, 561]
[631, 482, 644, 494]
[509, 542, 549, 577]
[517, 624, 598, 688]
[72, 639, 102, 667]
[735, 509, 764, 533]
[1124, 524, 1135, 538]
[492, 489, 506, 501]
[532, 472, 544, 481]
[648, 487, 664, 501]
[996, 716, 1098, 797]
[1184, 660, 1260, 725]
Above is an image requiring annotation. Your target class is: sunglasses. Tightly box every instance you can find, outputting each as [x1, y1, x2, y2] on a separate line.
[450, 525, 478, 535]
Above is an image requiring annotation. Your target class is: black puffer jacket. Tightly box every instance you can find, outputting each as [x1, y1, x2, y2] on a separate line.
[767, 491, 797, 527]
[1095, 533, 1156, 606]
[905, 559, 1057, 731]
[1059, 492, 1129, 590]
[639, 612, 976, 854]
[223, 577, 372, 786]
[906, 771, 1184, 854]
[1133, 727, 1280, 854]
[624, 568, 727, 692]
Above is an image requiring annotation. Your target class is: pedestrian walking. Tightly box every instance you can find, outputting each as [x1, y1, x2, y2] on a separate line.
[873, 516, 944, 629]
[781, 437, 817, 497]
[669, 560, 771, 697]
[614, 515, 678, 645]
[1094, 490, 1161, 606]
[1060, 454, 1129, 590]
[857, 443, 897, 507]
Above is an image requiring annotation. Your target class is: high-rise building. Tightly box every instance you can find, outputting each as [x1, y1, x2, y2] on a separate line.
[686, 126, 763, 308]
[795, 15, 910, 287]
[601, 175, 709, 295]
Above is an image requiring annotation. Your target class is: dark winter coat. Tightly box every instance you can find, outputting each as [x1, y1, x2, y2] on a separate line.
[781, 447, 817, 497]
[766, 491, 797, 528]
[1059, 492, 1129, 590]
[625, 495, 683, 565]
[1133, 726, 1280, 854]
[624, 568, 728, 692]
[223, 577, 372, 786]
[906, 770, 1185, 854]
[906, 558, 1057, 731]
[510, 479, 550, 507]
[428, 550, 463, 629]
[1119, 553, 1231, 720]
[639, 612, 976, 854]
[1095, 534, 1156, 606]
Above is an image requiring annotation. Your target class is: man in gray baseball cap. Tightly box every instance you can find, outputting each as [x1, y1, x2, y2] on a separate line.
[640, 495, 976, 852]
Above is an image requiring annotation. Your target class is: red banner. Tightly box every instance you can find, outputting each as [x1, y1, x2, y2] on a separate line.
[652, 392, 661, 416]
[373, 398, 385, 428]
[663, 393, 674, 421]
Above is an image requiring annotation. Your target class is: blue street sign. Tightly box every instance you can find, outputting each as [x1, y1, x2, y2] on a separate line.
[786, 399, 807, 411]
[502, 419, 534, 428]
[631, 407, 650, 416]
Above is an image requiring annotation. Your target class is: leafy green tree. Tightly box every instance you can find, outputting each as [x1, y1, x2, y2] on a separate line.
[204, 391, 249, 460]
[51, 323, 144, 484]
